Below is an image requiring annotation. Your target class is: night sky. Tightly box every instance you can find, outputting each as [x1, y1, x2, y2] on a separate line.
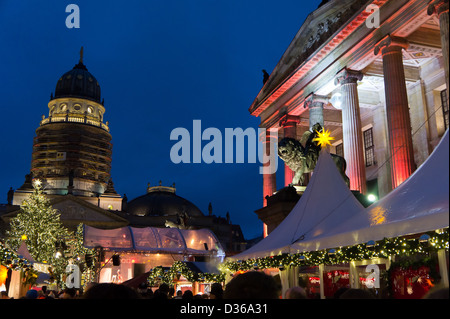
[0, 0, 322, 240]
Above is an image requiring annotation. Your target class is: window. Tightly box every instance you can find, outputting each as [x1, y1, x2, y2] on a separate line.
[363, 128, 375, 167]
[441, 90, 449, 131]
[56, 152, 66, 161]
[335, 143, 343, 158]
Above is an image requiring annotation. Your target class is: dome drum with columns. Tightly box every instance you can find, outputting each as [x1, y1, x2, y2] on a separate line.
[44, 98, 107, 128]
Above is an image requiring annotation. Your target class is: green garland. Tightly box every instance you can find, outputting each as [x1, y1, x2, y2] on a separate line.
[147, 261, 225, 287]
[221, 229, 449, 272]
[147, 230, 448, 287]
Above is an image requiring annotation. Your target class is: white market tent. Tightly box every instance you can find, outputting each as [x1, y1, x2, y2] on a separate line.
[229, 145, 367, 261]
[84, 225, 225, 256]
[17, 241, 35, 263]
[230, 130, 449, 261]
[290, 129, 449, 253]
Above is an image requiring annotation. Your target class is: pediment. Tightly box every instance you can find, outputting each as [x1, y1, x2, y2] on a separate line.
[1, 195, 129, 230]
[51, 195, 129, 228]
[254, 0, 367, 108]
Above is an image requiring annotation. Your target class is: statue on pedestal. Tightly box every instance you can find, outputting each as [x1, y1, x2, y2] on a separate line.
[278, 123, 350, 186]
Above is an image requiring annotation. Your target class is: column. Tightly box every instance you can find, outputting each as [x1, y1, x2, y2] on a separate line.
[318, 264, 325, 299]
[304, 93, 327, 131]
[279, 114, 299, 186]
[303, 94, 328, 188]
[375, 35, 416, 189]
[335, 68, 367, 194]
[349, 261, 359, 289]
[429, 0, 449, 105]
[437, 249, 449, 287]
[408, 80, 431, 167]
[373, 103, 392, 198]
[262, 130, 277, 238]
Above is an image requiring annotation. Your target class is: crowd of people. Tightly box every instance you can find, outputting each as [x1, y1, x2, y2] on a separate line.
[0, 280, 226, 300]
[1, 271, 448, 299]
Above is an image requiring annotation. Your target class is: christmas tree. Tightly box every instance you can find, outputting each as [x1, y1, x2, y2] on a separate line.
[6, 179, 72, 264]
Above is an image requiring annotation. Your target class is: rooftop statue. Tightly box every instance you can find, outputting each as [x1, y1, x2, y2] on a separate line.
[165, 210, 194, 230]
[7, 187, 14, 205]
[278, 123, 350, 186]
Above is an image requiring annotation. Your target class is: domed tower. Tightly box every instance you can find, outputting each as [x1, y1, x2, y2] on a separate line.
[126, 183, 204, 219]
[28, 48, 114, 197]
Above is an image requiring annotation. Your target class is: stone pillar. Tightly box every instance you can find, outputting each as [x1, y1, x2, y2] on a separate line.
[335, 68, 367, 194]
[279, 114, 299, 186]
[373, 102, 392, 198]
[304, 93, 327, 131]
[375, 35, 416, 189]
[428, 0, 449, 105]
[407, 80, 431, 167]
[262, 130, 277, 238]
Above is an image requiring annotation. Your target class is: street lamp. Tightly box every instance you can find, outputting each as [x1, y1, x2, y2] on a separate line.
[329, 92, 342, 109]
[55, 240, 67, 259]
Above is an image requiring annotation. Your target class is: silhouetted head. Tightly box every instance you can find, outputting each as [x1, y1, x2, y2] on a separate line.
[82, 283, 141, 299]
[224, 271, 281, 299]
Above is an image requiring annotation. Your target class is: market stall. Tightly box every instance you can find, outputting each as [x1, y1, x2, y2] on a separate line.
[225, 131, 449, 299]
[0, 240, 39, 298]
[83, 225, 225, 284]
[146, 260, 224, 295]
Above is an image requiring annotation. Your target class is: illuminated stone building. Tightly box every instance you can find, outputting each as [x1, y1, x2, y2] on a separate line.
[8, 50, 126, 229]
[1, 50, 246, 257]
[252, 0, 448, 236]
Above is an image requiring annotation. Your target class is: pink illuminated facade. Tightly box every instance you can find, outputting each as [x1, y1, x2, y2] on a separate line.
[251, 0, 449, 235]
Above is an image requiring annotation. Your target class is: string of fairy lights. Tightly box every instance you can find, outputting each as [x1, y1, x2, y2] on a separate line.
[1, 172, 448, 287]
[147, 261, 225, 286]
[146, 228, 448, 286]
[220, 228, 449, 273]
[215, 130, 449, 277]
[2, 228, 448, 286]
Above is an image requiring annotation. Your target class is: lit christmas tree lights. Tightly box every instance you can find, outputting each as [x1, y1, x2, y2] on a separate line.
[6, 180, 72, 264]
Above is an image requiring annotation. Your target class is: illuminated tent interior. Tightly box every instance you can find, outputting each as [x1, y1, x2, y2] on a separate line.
[83, 225, 226, 285]
[84, 225, 225, 256]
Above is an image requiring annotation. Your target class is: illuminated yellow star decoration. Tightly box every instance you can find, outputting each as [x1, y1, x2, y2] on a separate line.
[33, 179, 42, 187]
[313, 128, 335, 148]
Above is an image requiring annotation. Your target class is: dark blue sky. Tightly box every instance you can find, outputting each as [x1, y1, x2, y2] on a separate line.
[0, 0, 321, 239]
